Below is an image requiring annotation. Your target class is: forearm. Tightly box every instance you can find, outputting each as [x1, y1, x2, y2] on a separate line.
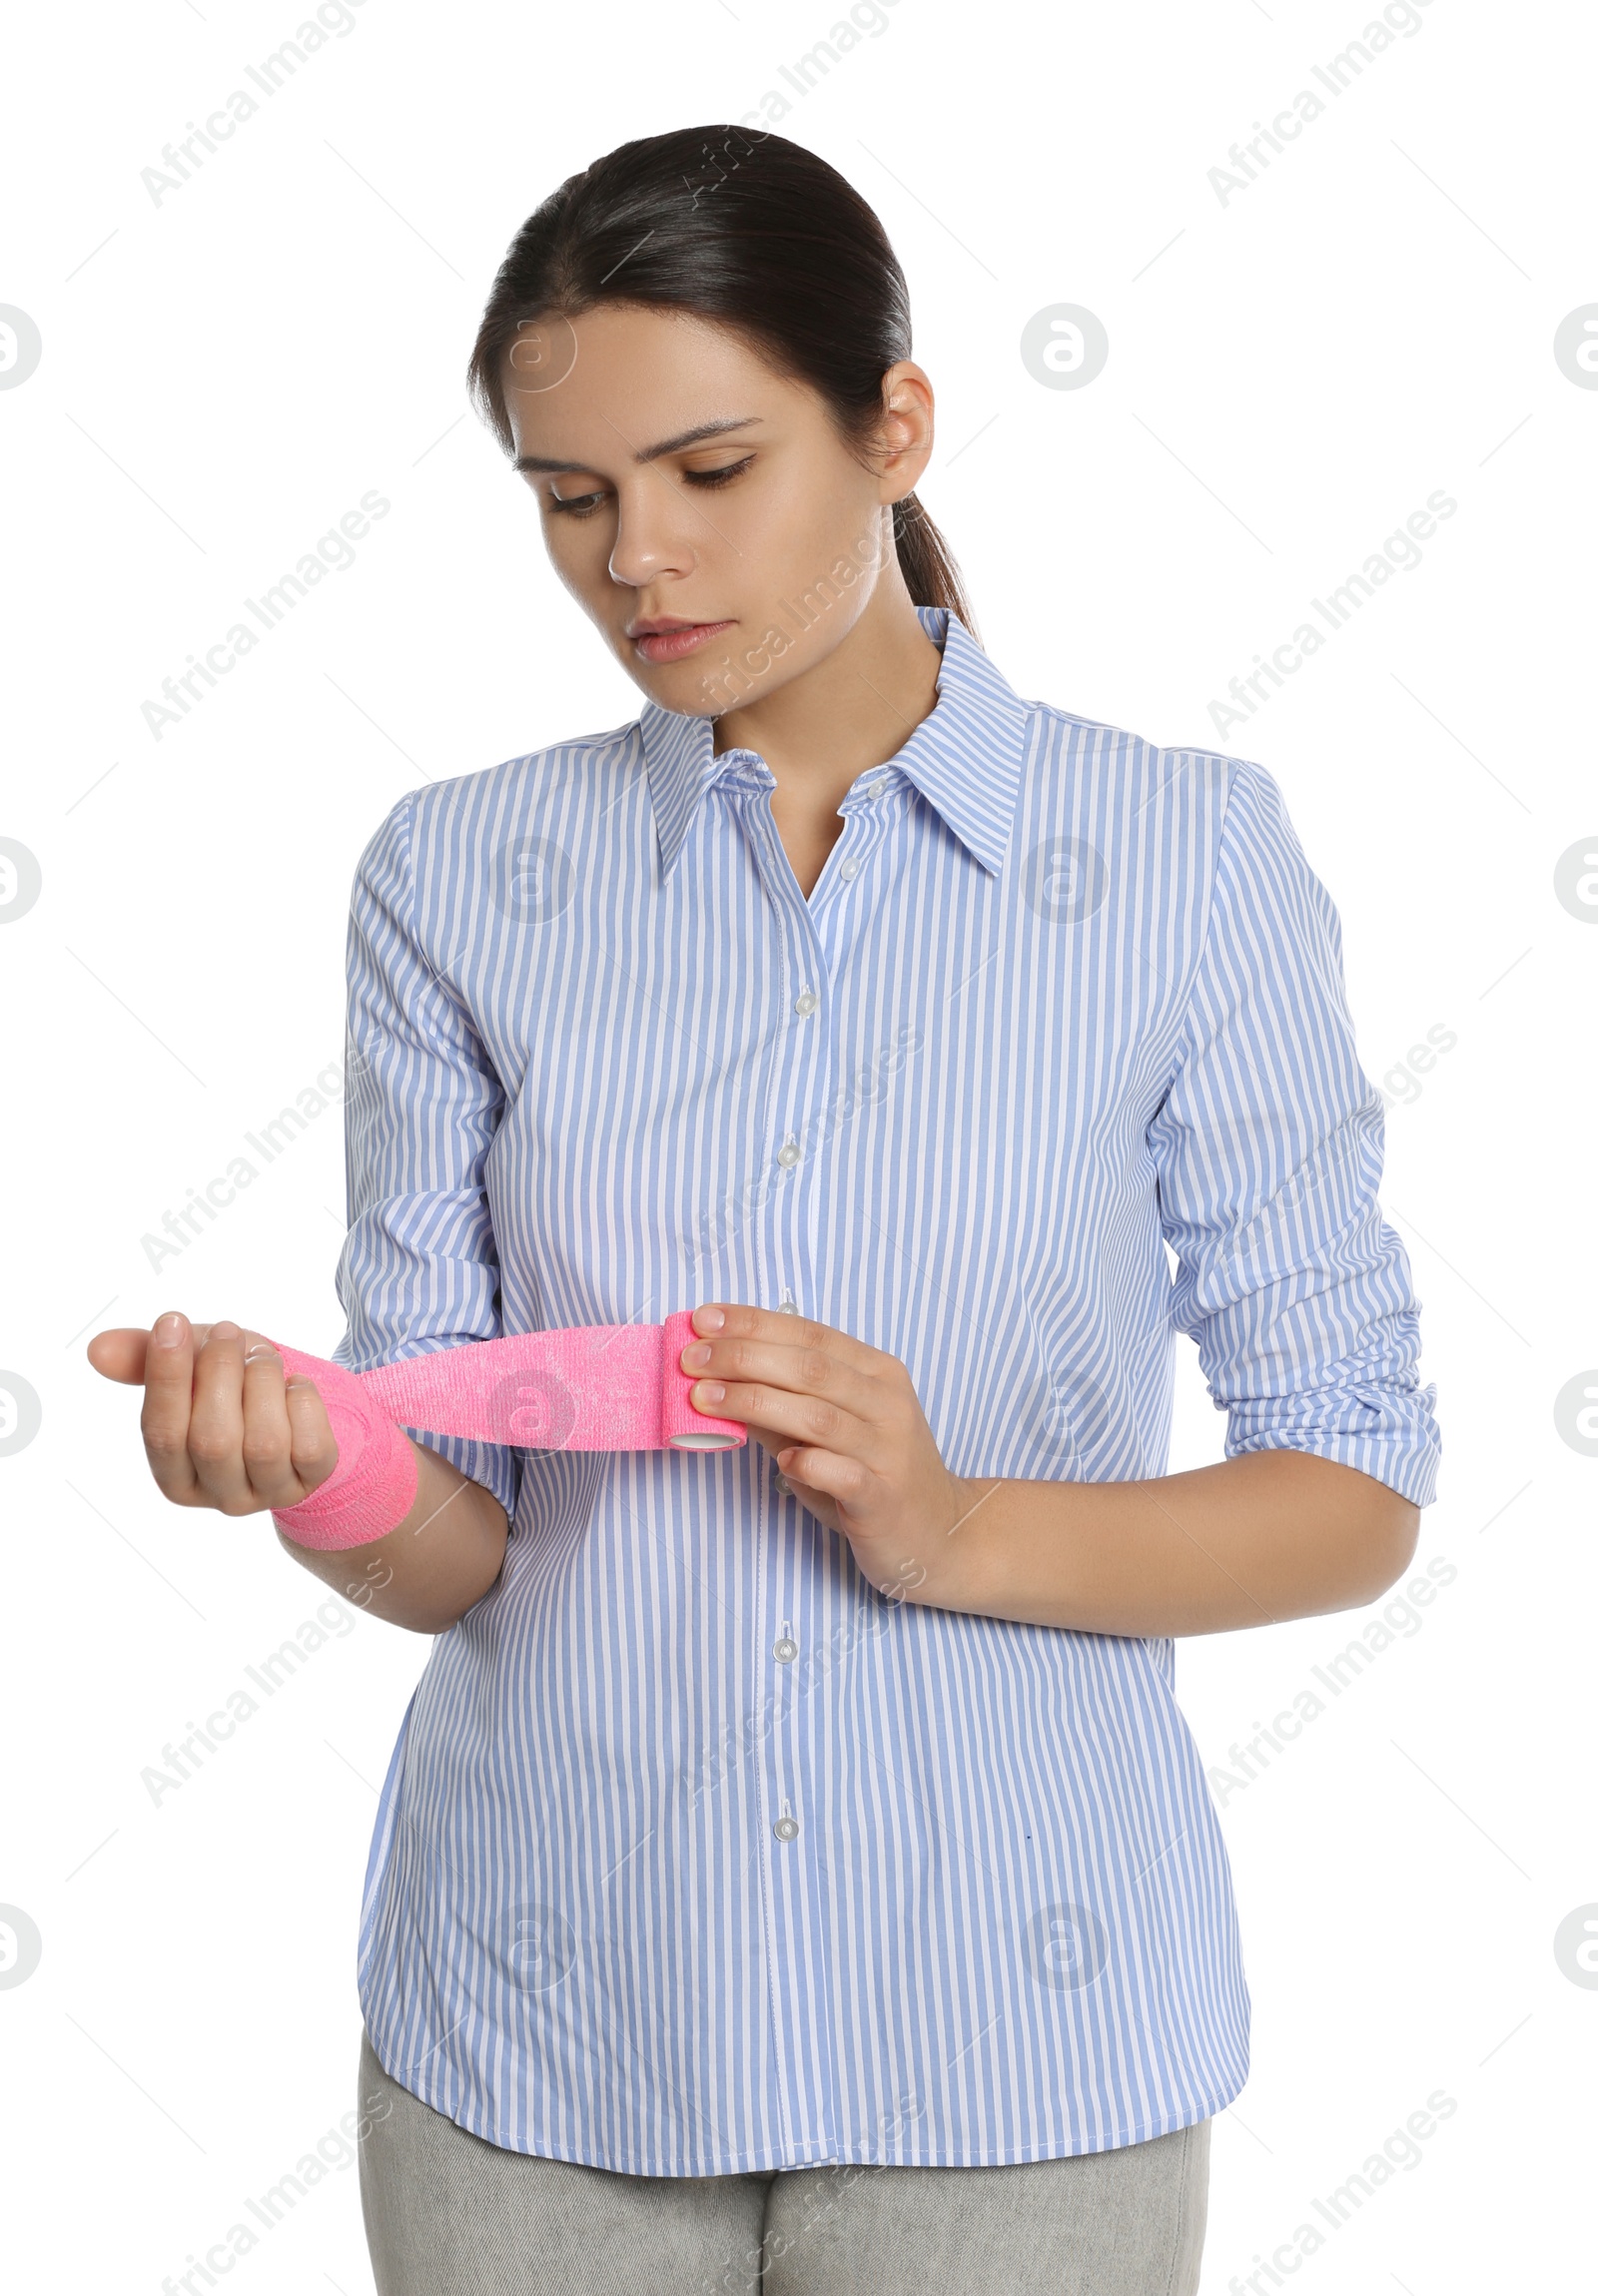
[275, 1436, 509, 1634]
[914, 1449, 1419, 1637]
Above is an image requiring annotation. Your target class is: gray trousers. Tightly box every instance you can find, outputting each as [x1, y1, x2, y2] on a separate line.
[357, 2027, 1210, 2295]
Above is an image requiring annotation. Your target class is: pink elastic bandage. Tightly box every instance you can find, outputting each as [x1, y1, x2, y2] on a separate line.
[266, 1308, 743, 1552]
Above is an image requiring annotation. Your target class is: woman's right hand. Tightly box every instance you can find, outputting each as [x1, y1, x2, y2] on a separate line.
[86, 1311, 340, 1518]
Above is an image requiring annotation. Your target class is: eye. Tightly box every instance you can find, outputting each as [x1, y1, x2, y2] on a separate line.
[683, 456, 754, 488]
[542, 454, 754, 519]
[545, 487, 606, 519]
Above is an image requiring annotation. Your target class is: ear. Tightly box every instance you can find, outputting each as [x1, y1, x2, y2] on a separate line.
[872, 361, 936, 505]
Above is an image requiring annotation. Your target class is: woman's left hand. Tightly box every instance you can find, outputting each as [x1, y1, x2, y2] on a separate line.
[681, 1302, 991, 1605]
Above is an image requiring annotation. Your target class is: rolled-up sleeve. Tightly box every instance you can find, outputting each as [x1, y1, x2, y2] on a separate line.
[1147, 756, 1441, 1508]
[329, 792, 523, 1529]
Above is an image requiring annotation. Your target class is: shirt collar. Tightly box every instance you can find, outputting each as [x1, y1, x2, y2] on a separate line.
[638, 605, 1031, 886]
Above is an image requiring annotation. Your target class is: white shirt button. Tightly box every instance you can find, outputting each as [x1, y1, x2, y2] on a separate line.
[776, 1137, 800, 1168]
[794, 989, 818, 1017]
[839, 859, 861, 883]
[773, 1814, 800, 1843]
[774, 1635, 798, 1662]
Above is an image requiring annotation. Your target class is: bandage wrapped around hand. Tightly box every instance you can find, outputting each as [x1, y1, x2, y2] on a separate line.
[263, 1309, 744, 1551]
[266, 1344, 421, 1551]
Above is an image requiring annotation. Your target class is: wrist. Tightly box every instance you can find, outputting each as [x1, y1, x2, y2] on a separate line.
[267, 1342, 420, 1551]
[932, 1471, 1009, 1612]
[869, 1472, 1005, 1616]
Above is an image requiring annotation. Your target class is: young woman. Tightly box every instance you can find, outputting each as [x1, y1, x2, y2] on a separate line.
[91, 126, 1439, 2294]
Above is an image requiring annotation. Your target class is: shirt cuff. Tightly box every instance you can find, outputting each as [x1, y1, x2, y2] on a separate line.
[402, 1428, 523, 1529]
[1224, 1380, 1442, 1509]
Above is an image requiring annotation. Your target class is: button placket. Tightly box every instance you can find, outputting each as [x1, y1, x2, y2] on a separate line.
[746, 782, 835, 2159]
[698, 758, 840, 2155]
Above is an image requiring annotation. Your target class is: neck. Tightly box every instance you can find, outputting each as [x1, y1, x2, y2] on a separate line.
[711, 572, 945, 797]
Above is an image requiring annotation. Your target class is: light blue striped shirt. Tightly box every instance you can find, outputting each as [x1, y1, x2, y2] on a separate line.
[342, 604, 1440, 2174]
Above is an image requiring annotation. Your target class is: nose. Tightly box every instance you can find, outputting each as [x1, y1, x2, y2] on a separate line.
[606, 470, 702, 590]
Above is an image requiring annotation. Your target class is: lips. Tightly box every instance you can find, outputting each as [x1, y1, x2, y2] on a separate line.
[629, 619, 735, 664]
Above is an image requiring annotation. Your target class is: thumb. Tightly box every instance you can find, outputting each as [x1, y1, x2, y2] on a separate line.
[85, 1319, 218, 1384]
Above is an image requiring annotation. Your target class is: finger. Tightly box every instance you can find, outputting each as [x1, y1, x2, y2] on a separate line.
[283, 1375, 343, 1501]
[86, 1326, 154, 1384]
[138, 1310, 204, 1504]
[770, 1440, 868, 1515]
[239, 1340, 337, 1508]
[690, 1302, 878, 1376]
[766, 1441, 854, 1496]
[681, 1328, 881, 1426]
[688, 1372, 879, 1473]
[184, 1320, 257, 1514]
[87, 1319, 221, 1385]
[763, 1437, 841, 1523]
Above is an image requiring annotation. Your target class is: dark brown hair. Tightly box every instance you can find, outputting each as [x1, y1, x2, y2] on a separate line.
[465, 125, 979, 641]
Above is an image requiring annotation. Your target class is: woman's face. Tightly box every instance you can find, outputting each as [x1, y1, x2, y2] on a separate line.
[501, 303, 933, 719]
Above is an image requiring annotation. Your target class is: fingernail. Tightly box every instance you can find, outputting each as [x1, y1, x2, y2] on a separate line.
[245, 1341, 280, 1365]
[682, 1342, 712, 1368]
[694, 1381, 726, 1403]
[153, 1313, 184, 1346]
[695, 1306, 725, 1331]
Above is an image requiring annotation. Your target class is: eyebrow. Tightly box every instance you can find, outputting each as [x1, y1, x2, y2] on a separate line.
[512, 416, 763, 475]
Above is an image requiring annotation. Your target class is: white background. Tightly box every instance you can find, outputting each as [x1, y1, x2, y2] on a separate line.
[1, 0, 1593, 2287]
